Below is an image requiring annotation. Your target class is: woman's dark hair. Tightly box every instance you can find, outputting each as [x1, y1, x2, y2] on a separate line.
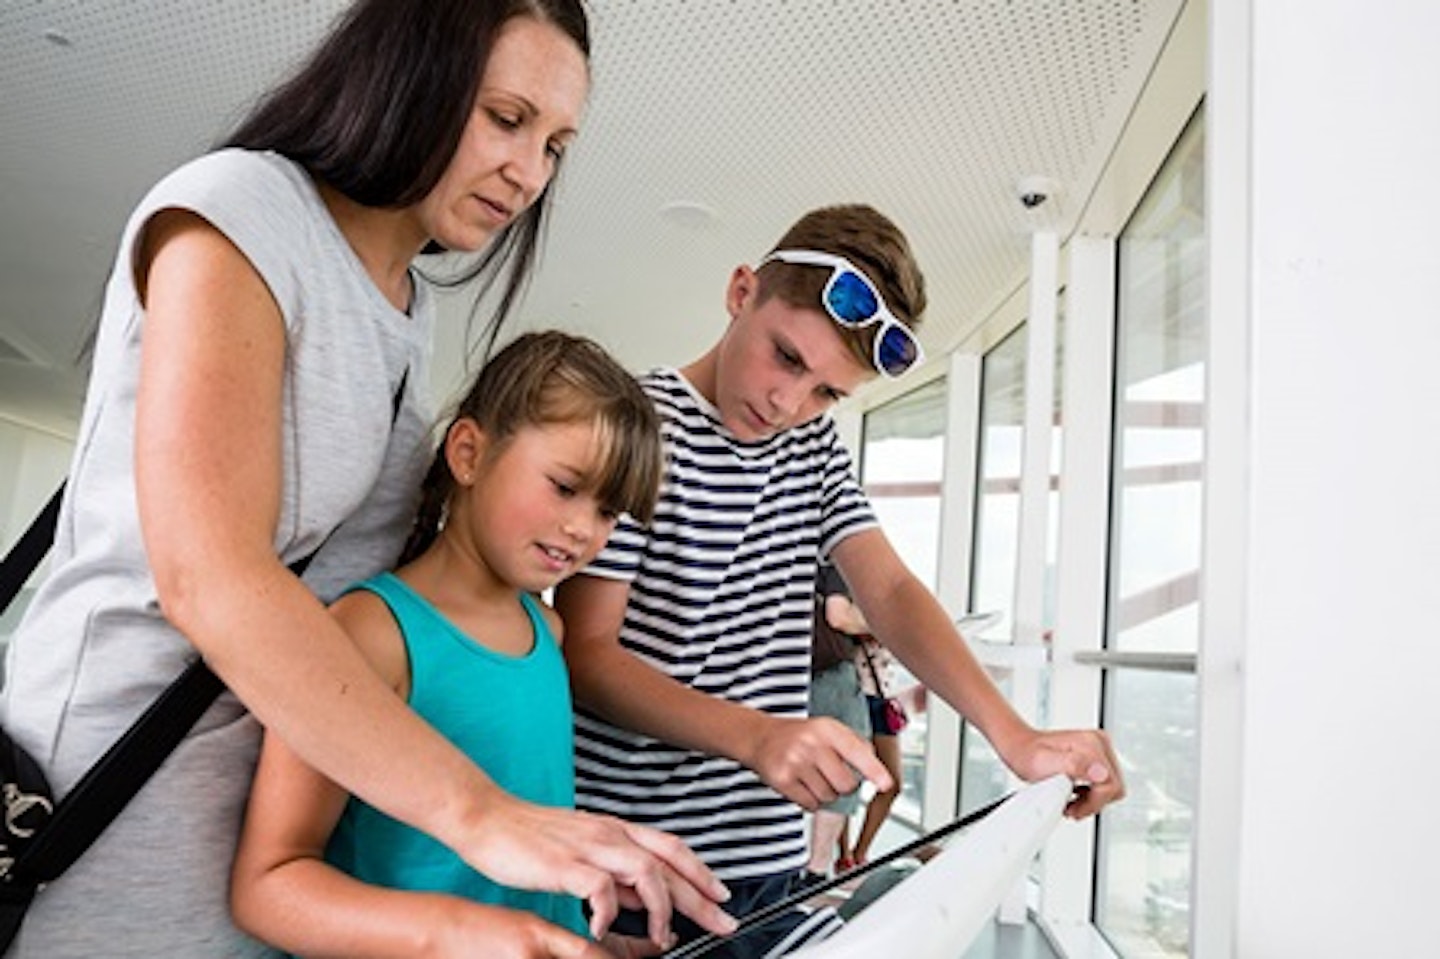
[399, 330, 663, 565]
[223, 0, 591, 353]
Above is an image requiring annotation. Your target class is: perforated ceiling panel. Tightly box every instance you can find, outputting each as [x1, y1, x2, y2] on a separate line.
[516, 1, 1182, 376]
[0, 1, 1186, 434]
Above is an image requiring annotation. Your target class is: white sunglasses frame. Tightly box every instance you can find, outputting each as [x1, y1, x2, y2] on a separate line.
[756, 248, 924, 378]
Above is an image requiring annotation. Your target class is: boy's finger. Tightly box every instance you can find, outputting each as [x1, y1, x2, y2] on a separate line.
[834, 734, 892, 790]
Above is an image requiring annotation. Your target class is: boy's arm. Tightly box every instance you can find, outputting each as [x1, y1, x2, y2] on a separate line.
[555, 573, 891, 809]
[830, 528, 1125, 819]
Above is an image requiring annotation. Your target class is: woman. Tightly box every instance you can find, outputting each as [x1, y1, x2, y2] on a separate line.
[0, 2, 730, 955]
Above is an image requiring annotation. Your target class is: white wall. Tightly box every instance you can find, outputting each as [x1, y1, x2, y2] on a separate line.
[0, 419, 72, 549]
[1203, 1, 1440, 955]
[0, 419, 73, 652]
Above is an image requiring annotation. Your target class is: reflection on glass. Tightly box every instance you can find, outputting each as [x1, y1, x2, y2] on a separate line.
[1096, 671, 1198, 959]
[860, 376, 947, 826]
[959, 327, 1030, 810]
[1095, 107, 1205, 959]
[971, 327, 1027, 621]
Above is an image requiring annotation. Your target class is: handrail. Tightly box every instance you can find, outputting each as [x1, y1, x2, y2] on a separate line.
[1071, 650, 1197, 672]
[966, 637, 1197, 674]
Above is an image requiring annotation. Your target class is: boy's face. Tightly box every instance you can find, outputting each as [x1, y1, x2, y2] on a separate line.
[709, 266, 875, 442]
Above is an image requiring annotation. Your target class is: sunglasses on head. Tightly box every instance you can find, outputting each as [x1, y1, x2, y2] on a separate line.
[757, 248, 924, 378]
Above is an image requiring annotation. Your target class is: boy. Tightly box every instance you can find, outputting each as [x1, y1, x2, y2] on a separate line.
[555, 204, 1123, 957]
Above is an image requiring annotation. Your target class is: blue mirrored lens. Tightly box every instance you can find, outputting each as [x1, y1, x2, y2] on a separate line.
[876, 325, 919, 376]
[826, 271, 878, 325]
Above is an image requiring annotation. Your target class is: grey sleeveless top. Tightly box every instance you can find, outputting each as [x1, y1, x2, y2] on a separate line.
[0, 148, 434, 956]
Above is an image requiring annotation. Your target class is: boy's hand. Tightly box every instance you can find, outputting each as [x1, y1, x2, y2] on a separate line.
[744, 716, 893, 810]
[1001, 728, 1125, 819]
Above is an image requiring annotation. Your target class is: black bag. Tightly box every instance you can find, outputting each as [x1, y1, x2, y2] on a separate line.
[859, 639, 909, 735]
[0, 483, 313, 950]
[0, 727, 53, 925]
[879, 694, 910, 735]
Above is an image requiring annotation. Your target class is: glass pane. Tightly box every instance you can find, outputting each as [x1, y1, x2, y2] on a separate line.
[859, 376, 947, 826]
[1045, 304, 1066, 642]
[1095, 670, 1197, 958]
[1095, 108, 1205, 959]
[971, 326, 1028, 624]
[1107, 116, 1206, 659]
[957, 326, 1031, 811]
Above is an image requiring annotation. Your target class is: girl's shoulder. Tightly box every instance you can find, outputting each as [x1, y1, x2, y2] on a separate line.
[329, 583, 411, 692]
[520, 591, 566, 647]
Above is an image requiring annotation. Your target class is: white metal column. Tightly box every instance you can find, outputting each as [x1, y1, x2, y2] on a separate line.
[998, 230, 1060, 924]
[1040, 235, 1116, 942]
[924, 351, 982, 832]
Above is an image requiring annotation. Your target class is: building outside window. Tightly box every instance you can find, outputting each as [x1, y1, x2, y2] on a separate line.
[1095, 108, 1205, 959]
[858, 375, 947, 826]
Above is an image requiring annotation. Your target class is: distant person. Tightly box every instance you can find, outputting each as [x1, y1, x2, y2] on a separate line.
[0, 2, 727, 954]
[556, 203, 1125, 958]
[802, 562, 870, 885]
[232, 332, 722, 956]
[849, 629, 906, 869]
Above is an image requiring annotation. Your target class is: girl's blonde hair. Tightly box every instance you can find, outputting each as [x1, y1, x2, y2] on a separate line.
[400, 331, 662, 564]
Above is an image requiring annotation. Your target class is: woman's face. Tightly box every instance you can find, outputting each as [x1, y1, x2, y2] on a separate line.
[418, 16, 589, 252]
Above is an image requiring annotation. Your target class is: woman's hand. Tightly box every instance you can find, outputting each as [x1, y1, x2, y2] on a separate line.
[460, 796, 735, 947]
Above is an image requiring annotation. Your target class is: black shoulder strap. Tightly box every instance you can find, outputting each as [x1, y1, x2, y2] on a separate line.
[4, 368, 406, 886]
[0, 483, 64, 612]
[2, 485, 322, 886]
[13, 659, 223, 883]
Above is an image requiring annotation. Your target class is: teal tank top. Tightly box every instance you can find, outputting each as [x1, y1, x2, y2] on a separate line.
[323, 572, 586, 936]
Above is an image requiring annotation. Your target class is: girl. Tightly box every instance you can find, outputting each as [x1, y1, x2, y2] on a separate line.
[232, 331, 677, 957]
[0, 1, 727, 953]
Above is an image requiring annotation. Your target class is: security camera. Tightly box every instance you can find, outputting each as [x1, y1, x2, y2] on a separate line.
[1016, 175, 1058, 210]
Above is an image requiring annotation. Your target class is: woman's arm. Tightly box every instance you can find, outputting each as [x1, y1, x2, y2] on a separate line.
[134, 212, 730, 938]
[231, 593, 611, 958]
[232, 724, 615, 958]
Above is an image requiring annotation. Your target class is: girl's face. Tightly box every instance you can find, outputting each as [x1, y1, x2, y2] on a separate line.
[417, 16, 589, 252]
[457, 419, 619, 595]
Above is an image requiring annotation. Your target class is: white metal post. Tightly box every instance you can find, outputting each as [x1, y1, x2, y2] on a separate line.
[999, 229, 1060, 924]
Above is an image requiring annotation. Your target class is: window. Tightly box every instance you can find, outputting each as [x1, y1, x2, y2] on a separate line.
[1094, 108, 1205, 959]
[960, 326, 1029, 809]
[859, 375, 947, 825]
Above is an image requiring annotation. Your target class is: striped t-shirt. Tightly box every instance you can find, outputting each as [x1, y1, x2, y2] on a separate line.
[573, 368, 877, 881]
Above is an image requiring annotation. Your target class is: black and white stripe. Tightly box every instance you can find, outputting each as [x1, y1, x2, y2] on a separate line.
[575, 369, 875, 881]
